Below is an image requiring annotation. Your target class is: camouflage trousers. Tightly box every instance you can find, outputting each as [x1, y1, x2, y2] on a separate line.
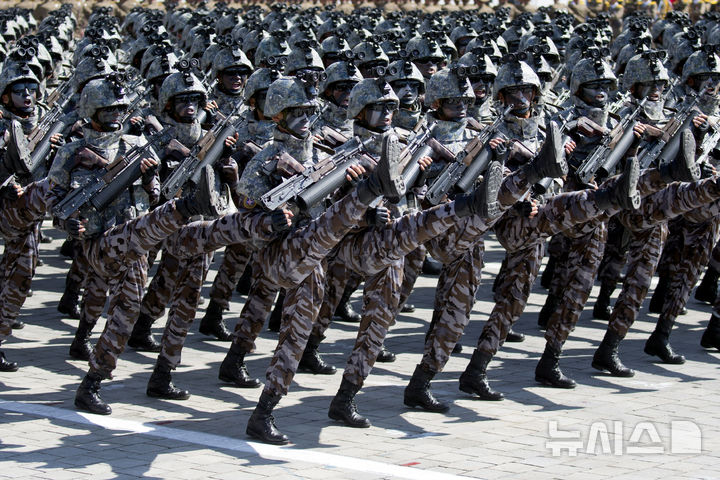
[65, 241, 87, 298]
[0, 180, 49, 344]
[231, 189, 370, 395]
[477, 189, 609, 355]
[608, 178, 720, 338]
[544, 220, 608, 351]
[709, 239, 720, 273]
[398, 245, 426, 307]
[231, 257, 281, 351]
[659, 216, 720, 327]
[208, 242, 254, 309]
[89, 203, 276, 377]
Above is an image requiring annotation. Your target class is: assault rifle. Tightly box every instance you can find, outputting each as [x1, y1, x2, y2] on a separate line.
[161, 101, 244, 199]
[52, 128, 175, 221]
[425, 106, 512, 205]
[395, 120, 437, 190]
[638, 95, 700, 170]
[24, 83, 74, 178]
[261, 136, 373, 211]
[575, 98, 647, 184]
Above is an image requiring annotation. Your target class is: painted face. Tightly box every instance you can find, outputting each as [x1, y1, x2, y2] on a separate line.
[502, 85, 536, 115]
[284, 105, 316, 137]
[438, 97, 472, 121]
[413, 57, 446, 79]
[392, 80, 421, 106]
[692, 73, 720, 95]
[8, 81, 39, 114]
[172, 92, 203, 123]
[94, 104, 126, 131]
[580, 79, 614, 108]
[329, 81, 356, 107]
[635, 80, 666, 101]
[362, 100, 398, 130]
[220, 66, 250, 94]
[469, 75, 494, 103]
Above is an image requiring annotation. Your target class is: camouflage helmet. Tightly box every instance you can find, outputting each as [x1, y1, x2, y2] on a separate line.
[570, 54, 618, 96]
[346, 77, 399, 119]
[146, 52, 181, 84]
[622, 50, 670, 91]
[255, 33, 292, 67]
[667, 28, 704, 74]
[319, 36, 352, 63]
[77, 74, 130, 120]
[158, 60, 207, 113]
[465, 36, 503, 64]
[493, 57, 541, 100]
[212, 44, 254, 79]
[244, 67, 282, 104]
[320, 61, 363, 94]
[682, 48, 720, 84]
[263, 76, 319, 117]
[73, 55, 115, 93]
[284, 44, 324, 76]
[405, 35, 445, 62]
[425, 66, 475, 106]
[385, 59, 425, 94]
[0, 61, 40, 97]
[352, 40, 390, 68]
[317, 18, 344, 42]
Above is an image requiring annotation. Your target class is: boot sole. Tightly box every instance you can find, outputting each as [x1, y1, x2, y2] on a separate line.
[534, 375, 576, 389]
[328, 410, 372, 428]
[458, 383, 504, 401]
[677, 129, 700, 182]
[246, 428, 290, 445]
[297, 366, 337, 375]
[591, 361, 635, 377]
[403, 398, 450, 413]
[147, 390, 191, 400]
[218, 373, 262, 388]
[74, 399, 112, 415]
[643, 346, 686, 364]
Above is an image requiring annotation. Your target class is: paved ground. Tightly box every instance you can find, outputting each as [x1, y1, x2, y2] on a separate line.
[1, 221, 719, 479]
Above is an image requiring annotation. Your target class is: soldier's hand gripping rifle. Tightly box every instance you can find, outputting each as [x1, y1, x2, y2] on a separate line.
[637, 95, 700, 170]
[161, 101, 244, 200]
[52, 128, 176, 221]
[575, 97, 648, 184]
[425, 105, 512, 205]
[260, 136, 373, 211]
[394, 120, 438, 191]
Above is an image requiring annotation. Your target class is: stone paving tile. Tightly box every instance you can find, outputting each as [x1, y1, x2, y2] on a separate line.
[1, 226, 720, 479]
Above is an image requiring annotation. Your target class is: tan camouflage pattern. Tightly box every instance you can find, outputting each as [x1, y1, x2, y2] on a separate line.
[209, 242, 254, 310]
[231, 259, 282, 352]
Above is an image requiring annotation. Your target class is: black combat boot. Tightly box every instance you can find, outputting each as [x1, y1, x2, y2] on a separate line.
[356, 133, 406, 204]
[593, 281, 615, 320]
[459, 349, 504, 400]
[267, 292, 284, 332]
[246, 389, 289, 444]
[422, 255, 442, 275]
[454, 160, 503, 218]
[147, 357, 191, 400]
[333, 285, 361, 322]
[199, 300, 232, 341]
[659, 129, 700, 183]
[175, 166, 224, 218]
[127, 313, 161, 352]
[298, 333, 336, 374]
[701, 314, 720, 351]
[404, 364, 450, 412]
[540, 256, 557, 289]
[648, 276, 668, 314]
[644, 316, 685, 364]
[400, 303, 416, 313]
[75, 371, 112, 415]
[69, 319, 94, 361]
[235, 264, 253, 295]
[328, 377, 371, 428]
[594, 156, 641, 211]
[538, 293, 559, 329]
[57, 279, 81, 319]
[0, 349, 18, 372]
[376, 344, 396, 363]
[11, 320, 24, 329]
[695, 266, 720, 304]
[592, 330, 635, 377]
[523, 120, 568, 185]
[218, 342, 261, 388]
[535, 344, 576, 388]
[505, 328, 525, 342]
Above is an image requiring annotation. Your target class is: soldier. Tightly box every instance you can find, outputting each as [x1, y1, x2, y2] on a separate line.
[206, 39, 254, 117]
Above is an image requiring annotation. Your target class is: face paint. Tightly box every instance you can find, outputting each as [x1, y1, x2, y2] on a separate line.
[330, 81, 355, 107]
[284, 106, 316, 137]
[502, 85, 535, 116]
[363, 101, 397, 130]
[580, 80, 613, 108]
[393, 80, 420, 106]
[636, 80, 666, 101]
[693, 73, 720, 96]
[94, 105, 126, 131]
[8, 81, 38, 114]
[221, 67, 249, 94]
[414, 57, 445, 79]
[470, 76, 492, 102]
[439, 97, 471, 121]
[172, 93, 203, 123]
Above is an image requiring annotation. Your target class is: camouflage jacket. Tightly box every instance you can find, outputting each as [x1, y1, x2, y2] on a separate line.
[313, 100, 354, 138]
[554, 97, 618, 168]
[47, 126, 160, 238]
[392, 105, 424, 131]
[208, 83, 246, 119]
[496, 107, 546, 170]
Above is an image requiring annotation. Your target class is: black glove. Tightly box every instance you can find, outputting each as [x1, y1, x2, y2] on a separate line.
[366, 206, 390, 226]
[270, 209, 291, 232]
[514, 200, 534, 218]
[66, 217, 85, 240]
[0, 184, 20, 201]
[141, 161, 158, 185]
[128, 117, 145, 136]
[700, 161, 717, 179]
[220, 158, 239, 187]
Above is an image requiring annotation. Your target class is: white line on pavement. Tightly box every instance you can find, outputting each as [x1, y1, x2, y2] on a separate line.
[0, 400, 477, 480]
